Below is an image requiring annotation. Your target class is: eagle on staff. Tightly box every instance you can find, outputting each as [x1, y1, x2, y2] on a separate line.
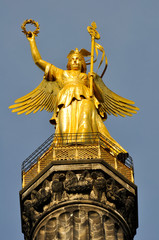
[9, 20, 139, 158]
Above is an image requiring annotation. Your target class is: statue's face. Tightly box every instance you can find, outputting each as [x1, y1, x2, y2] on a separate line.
[70, 54, 82, 71]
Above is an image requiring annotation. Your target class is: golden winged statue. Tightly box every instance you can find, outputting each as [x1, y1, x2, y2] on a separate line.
[9, 20, 139, 159]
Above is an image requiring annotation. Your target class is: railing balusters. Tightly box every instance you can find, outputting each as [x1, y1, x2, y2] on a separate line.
[21, 133, 133, 180]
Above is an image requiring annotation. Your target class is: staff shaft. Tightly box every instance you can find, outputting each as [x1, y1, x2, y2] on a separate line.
[90, 36, 95, 97]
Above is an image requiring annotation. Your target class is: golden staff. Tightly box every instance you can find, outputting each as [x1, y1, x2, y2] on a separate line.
[87, 22, 100, 97]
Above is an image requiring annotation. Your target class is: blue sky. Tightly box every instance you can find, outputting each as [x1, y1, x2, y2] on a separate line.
[1, 0, 159, 239]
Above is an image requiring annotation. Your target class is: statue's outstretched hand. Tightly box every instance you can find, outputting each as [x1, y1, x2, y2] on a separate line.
[21, 19, 49, 71]
[26, 31, 35, 41]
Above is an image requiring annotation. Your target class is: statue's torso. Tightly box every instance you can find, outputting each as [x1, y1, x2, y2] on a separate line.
[56, 70, 90, 108]
[62, 70, 88, 86]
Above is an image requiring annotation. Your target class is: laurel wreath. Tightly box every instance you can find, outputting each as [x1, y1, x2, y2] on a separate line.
[21, 19, 40, 37]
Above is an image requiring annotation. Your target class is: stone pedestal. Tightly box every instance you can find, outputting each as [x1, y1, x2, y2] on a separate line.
[20, 159, 138, 240]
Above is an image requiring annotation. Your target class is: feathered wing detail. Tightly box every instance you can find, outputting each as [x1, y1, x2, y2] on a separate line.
[94, 75, 139, 117]
[9, 77, 62, 115]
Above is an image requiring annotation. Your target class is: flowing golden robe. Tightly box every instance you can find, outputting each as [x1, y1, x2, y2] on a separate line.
[46, 64, 111, 138]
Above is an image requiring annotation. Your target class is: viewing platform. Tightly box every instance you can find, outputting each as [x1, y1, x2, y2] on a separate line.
[21, 132, 134, 188]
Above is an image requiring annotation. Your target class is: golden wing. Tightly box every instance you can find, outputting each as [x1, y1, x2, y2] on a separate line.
[94, 75, 139, 117]
[9, 77, 61, 115]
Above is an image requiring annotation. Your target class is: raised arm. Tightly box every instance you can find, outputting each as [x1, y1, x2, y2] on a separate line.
[27, 32, 48, 71]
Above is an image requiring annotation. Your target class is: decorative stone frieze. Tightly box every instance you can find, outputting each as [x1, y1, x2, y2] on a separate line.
[20, 160, 138, 240]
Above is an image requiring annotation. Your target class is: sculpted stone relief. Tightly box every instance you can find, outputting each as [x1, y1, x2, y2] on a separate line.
[21, 170, 136, 239]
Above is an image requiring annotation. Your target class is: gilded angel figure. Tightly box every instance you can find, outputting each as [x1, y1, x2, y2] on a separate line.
[9, 21, 139, 159]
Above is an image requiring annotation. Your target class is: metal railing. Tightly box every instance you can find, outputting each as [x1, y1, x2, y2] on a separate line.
[21, 132, 133, 173]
